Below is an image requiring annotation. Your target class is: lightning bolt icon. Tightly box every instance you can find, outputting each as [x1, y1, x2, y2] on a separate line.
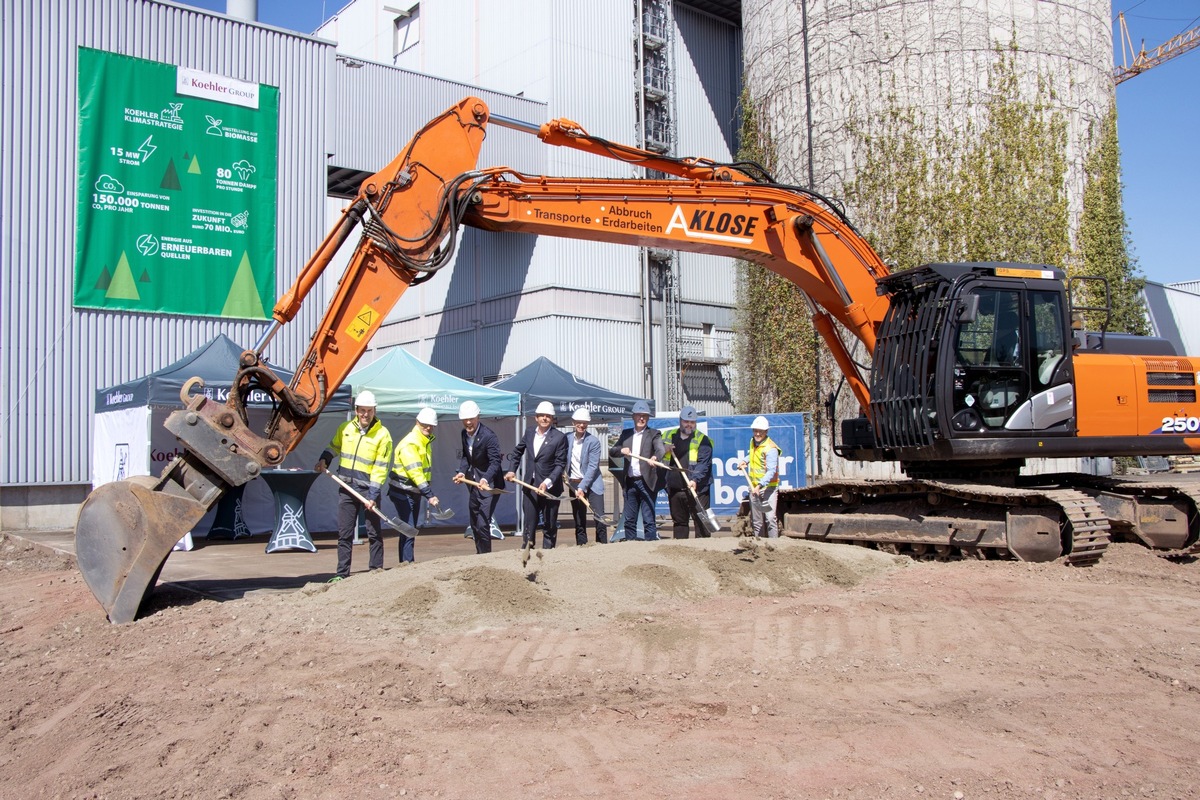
[138, 135, 156, 162]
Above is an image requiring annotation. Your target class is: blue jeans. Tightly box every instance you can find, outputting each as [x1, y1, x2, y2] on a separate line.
[389, 489, 422, 562]
[621, 477, 658, 541]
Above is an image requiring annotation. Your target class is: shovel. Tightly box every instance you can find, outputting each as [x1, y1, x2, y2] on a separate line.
[739, 465, 768, 535]
[664, 459, 721, 535]
[457, 476, 509, 496]
[325, 472, 418, 539]
[568, 480, 614, 526]
[426, 504, 456, 523]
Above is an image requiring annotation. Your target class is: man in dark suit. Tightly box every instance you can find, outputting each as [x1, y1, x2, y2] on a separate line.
[453, 400, 505, 555]
[506, 401, 569, 550]
[610, 400, 666, 541]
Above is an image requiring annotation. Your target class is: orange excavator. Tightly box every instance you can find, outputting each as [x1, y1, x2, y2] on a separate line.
[76, 96, 1200, 622]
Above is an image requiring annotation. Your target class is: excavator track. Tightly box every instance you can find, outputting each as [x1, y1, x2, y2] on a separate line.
[776, 478, 1110, 565]
[1019, 473, 1200, 560]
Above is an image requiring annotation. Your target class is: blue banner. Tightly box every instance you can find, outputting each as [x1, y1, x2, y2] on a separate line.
[620, 413, 808, 517]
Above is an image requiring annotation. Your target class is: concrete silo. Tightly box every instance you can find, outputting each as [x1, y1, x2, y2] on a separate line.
[743, 0, 1113, 236]
[742, 0, 1115, 477]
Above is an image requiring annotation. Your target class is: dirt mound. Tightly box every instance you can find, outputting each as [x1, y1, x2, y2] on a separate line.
[4, 536, 1200, 799]
[270, 537, 903, 638]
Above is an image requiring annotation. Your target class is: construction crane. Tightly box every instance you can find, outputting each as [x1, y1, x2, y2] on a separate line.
[1115, 10, 1200, 84]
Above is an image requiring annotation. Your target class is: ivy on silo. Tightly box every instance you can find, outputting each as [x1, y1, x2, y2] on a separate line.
[1077, 106, 1148, 336]
[844, 45, 1071, 272]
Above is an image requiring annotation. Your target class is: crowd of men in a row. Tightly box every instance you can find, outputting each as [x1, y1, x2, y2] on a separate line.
[316, 392, 782, 579]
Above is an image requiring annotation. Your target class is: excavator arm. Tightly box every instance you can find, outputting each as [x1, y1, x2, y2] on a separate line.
[75, 96, 893, 622]
[75, 98, 490, 622]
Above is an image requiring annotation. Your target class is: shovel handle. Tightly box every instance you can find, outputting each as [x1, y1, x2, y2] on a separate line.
[325, 471, 417, 538]
[625, 451, 667, 469]
[458, 476, 509, 495]
[509, 475, 554, 497]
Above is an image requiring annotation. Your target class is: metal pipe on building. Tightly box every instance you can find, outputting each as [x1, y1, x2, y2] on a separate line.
[225, 0, 258, 22]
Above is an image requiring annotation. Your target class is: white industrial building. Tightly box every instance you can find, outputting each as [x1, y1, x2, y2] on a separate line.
[318, 0, 745, 412]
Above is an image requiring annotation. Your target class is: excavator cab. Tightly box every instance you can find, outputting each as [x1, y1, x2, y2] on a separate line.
[844, 263, 1077, 471]
[949, 282, 1072, 433]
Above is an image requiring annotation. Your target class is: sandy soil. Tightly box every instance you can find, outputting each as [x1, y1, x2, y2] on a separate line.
[3, 531, 1200, 800]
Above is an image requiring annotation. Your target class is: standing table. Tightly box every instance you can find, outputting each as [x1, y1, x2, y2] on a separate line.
[262, 469, 321, 553]
[206, 483, 249, 539]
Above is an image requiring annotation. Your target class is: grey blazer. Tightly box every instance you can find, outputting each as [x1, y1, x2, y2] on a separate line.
[570, 433, 604, 496]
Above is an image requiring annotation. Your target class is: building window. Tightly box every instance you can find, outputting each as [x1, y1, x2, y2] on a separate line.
[393, 4, 419, 56]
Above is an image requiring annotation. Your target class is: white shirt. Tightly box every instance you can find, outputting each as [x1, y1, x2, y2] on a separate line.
[629, 429, 645, 477]
[532, 429, 546, 457]
[571, 435, 585, 479]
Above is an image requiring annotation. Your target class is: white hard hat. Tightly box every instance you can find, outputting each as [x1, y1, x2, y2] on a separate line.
[535, 401, 556, 416]
[416, 407, 438, 426]
[355, 390, 377, 408]
[751, 415, 770, 430]
[458, 400, 481, 420]
[572, 407, 591, 422]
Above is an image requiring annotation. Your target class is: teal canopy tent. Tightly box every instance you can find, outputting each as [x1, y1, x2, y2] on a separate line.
[346, 348, 520, 417]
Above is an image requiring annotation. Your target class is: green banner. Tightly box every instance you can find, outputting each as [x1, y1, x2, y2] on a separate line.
[75, 48, 279, 318]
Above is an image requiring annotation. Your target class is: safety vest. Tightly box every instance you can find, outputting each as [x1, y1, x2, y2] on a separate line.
[662, 428, 712, 475]
[392, 424, 435, 494]
[747, 436, 781, 488]
[329, 418, 392, 497]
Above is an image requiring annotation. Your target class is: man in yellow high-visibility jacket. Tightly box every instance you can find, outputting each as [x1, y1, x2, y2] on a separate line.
[737, 415, 781, 538]
[389, 406, 441, 563]
[315, 390, 393, 579]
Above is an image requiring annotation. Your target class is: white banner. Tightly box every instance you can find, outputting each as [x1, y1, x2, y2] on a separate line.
[175, 66, 261, 109]
[92, 407, 151, 489]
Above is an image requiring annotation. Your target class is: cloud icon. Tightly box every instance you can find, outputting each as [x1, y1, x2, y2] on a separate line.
[95, 174, 125, 194]
[232, 160, 256, 180]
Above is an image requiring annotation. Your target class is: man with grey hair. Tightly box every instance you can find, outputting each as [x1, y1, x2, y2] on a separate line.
[610, 400, 666, 541]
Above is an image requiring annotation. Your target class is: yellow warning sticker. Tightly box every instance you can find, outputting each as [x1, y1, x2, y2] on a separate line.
[345, 305, 377, 342]
[994, 267, 1054, 280]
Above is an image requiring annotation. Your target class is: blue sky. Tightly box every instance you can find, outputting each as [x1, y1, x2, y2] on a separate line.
[180, 0, 1199, 285]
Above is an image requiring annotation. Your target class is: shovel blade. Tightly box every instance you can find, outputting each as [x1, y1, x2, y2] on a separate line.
[700, 507, 722, 535]
[75, 477, 211, 624]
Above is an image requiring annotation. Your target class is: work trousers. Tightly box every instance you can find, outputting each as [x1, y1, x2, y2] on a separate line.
[389, 488, 422, 562]
[621, 477, 659, 541]
[521, 488, 560, 549]
[570, 482, 608, 544]
[468, 489, 500, 554]
[668, 484, 712, 539]
[749, 485, 779, 538]
[336, 489, 382, 577]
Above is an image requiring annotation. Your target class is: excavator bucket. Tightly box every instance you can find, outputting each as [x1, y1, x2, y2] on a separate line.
[75, 476, 211, 624]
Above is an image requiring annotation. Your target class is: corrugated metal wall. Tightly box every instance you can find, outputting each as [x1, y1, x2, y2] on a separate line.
[2, 0, 334, 487]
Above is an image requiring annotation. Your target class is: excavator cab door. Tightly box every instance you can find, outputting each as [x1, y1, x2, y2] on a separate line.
[946, 283, 1074, 434]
